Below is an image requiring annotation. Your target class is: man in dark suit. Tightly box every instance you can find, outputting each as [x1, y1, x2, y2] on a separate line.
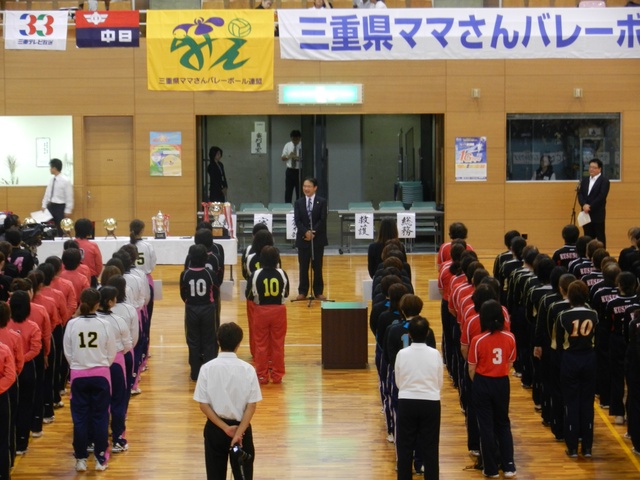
[578, 158, 610, 247]
[294, 177, 328, 301]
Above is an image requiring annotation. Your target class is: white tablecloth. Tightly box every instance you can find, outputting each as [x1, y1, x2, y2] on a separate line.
[36, 236, 237, 266]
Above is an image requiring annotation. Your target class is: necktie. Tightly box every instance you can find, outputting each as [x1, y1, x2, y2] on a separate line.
[50, 177, 56, 203]
[307, 198, 312, 222]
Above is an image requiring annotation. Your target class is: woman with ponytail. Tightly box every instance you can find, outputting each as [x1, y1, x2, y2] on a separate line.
[8, 291, 40, 457]
[97, 286, 132, 454]
[63, 288, 117, 472]
[468, 299, 517, 479]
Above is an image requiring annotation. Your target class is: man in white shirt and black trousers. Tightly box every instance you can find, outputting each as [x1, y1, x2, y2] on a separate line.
[194, 322, 262, 480]
[41, 158, 74, 236]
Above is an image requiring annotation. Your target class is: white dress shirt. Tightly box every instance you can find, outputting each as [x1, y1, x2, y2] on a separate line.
[282, 141, 302, 169]
[194, 352, 262, 421]
[42, 173, 74, 214]
[588, 172, 601, 195]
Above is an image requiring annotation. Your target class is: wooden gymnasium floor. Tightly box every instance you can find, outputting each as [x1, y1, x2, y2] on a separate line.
[10, 254, 640, 479]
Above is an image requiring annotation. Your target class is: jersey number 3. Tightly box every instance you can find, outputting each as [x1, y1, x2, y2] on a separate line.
[492, 348, 503, 365]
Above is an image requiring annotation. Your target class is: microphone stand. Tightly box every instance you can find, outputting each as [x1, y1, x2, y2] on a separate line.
[570, 182, 580, 225]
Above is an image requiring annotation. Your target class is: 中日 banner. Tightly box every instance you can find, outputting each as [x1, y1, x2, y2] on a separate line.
[5, 11, 68, 51]
[76, 10, 140, 48]
[279, 8, 640, 61]
[147, 10, 274, 92]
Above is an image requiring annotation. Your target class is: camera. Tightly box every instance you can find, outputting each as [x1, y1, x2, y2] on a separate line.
[230, 444, 252, 465]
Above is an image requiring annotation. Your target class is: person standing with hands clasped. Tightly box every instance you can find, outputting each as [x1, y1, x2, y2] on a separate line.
[281, 130, 302, 204]
[194, 322, 262, 480]
[578, 158, 610, 247]
[41, 158, 73, 236]
[394, 316, 443, 480]
[294, 177, 328, 301]
[468, 300, 517, 479]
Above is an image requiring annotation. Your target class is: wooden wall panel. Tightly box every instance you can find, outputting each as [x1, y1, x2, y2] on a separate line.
[83, 186, 134, 228]
[446, 75, 506, 113]
[506, 74, 640, 113]
[133, 114, 197, 235]
[6, 187, 45, 217]
[622, 111, 640, 147]
[5, 79, 135, 116]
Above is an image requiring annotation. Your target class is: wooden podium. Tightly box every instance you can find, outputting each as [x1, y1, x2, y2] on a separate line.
[321, 302, 368, 369]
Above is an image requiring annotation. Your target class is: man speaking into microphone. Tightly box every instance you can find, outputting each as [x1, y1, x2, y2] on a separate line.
[578, 158, 610, 247]
[293, 177, 328, 301]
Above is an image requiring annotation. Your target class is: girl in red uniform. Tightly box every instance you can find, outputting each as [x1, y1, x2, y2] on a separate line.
[468, 299, 517, 479]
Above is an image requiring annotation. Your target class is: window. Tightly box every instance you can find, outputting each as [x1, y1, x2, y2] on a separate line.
[506, 113, 620, 182]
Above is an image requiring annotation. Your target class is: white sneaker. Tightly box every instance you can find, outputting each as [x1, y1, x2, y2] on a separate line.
[131, 387, 142, 396]
[615, 416, 626, 425]
[43, 416, 55, 424]
[95, 461, 108, 471]
[386, 433, 394, 443]
[31, 431, 43, 438]
[15, 449, 27, 455]
[75, 459, 87, 472]
[112, 442, 129, 453]
[469, 450, 480, 457]
[504, 471, 517, 479]
[53, 401, 64, 409]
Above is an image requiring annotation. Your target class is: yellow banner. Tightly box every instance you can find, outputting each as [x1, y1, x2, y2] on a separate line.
[147, 10, 274, 92]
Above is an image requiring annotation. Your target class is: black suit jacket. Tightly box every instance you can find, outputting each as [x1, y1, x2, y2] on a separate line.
[578, 175, 610, 224]
[294, 195, 328, 249]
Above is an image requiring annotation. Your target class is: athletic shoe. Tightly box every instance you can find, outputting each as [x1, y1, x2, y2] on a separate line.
[624, 432, 631, 439]
[504, 471, 517, 478]
[483, 473, 499, 478]
[31, 431, 43, 438]
[582, 449, 592, 458]
[95, 461, 108, 471]
[599, 404, 609, 409]
[469, 450, 480, 457]
[632, 448, 640, 456]
[521, 383, 533, 389]
[534, 404, 542, 411]
[43, 416, 55, 424]
[59, 389, 67, 396]
[112, 442, 128, 453]
[565, 449, 578, 458]
[15, 449, 27, 455]
[615, 416, 626, 425]
[131, 388, 142, 396]
[75, 459, 87, 472]
[53, 401, 64, 409]
[512, 371, 522, 378]
[386, 433, 394, 443]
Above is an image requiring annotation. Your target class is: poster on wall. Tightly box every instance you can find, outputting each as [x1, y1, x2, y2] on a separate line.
[455, 137, 487, 182]
[150, 131, 182, 176]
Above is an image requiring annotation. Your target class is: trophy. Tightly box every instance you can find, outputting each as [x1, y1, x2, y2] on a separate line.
[208, 202, 225, 237]
[103, 218, 117, 239]
[22, 217, 37, 225]
[152, 211, 169, 239]
[60, 218, 74, 238]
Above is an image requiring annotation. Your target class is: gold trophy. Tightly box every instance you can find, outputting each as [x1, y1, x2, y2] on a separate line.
[152, 211, 169, 239]
[208, 202, 224, 237]
[60, 218, 74, 238]
[103, 218, 117, 239]
[22, 217, 37, 226]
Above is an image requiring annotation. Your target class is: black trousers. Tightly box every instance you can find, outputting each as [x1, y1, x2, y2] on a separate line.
[184, 303, 218, 381]
[583, 220, 606, 248]
[297, 244, 324, 296]
[204, 419, 254, 480]
[396, 398, 440, 480]
[284, 168, 300, 204]
[561, 350, 596, 452]
[473, 374, 515, 477]
[46, 203, 65, 236]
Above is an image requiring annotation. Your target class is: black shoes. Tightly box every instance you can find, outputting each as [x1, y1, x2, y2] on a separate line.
[565, 449, 578, 458]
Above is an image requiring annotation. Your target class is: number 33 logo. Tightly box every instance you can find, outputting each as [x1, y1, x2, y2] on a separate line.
[19, 14, 55, 37]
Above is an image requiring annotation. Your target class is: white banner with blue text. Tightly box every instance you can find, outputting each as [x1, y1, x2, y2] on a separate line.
[279, 8, 640, 61]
